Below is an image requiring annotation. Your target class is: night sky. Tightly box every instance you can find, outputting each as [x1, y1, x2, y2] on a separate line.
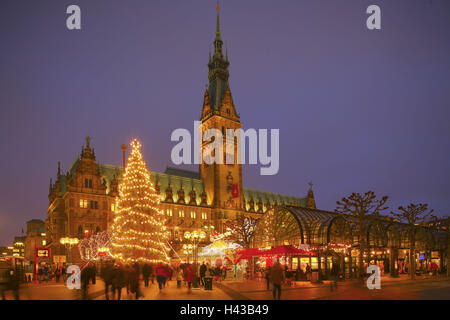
[1, 0, 449, 246]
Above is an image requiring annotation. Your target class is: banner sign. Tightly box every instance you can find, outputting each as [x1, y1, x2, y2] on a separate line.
[232, 184, 239, 198]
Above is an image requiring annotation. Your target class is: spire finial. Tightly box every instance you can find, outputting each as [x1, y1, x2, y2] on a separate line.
[308, 181, 313, 190]
[86, 136, 91, 148]
[216, 0, 221, 39]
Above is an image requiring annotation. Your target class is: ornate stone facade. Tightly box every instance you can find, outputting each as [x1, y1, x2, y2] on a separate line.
[45, 7, 315, 263]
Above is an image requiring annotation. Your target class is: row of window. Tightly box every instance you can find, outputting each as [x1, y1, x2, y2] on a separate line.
[79, 199, 117, 212]
[166, 209, 208, 220]
[77, 225, 101, 237]
[84, 178, 93, 188]
[79, 199, 98, 209]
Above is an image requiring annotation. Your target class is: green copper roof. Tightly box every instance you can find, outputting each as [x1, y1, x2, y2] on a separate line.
[243, 188, 306, 210]
[59, 160, 305, 211]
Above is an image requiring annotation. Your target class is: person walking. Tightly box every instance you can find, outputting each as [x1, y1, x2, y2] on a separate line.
[184, 264, 195, 291]
[431, 262, 438, 277]
[91, 264, 97, 285]
[124, 265, 131, 297]
[61, 264, 67, 283]
[80, 265, 91, 300]
[199, 262, 207, 286]
[155, 263, 168, 291]
[128, 263, 142, 300]
[330, 262, 339, 291]
[265, 267, 271, 290]
[55, 266, 61, 283]
[305, 263, 312, 281]
[151, 264, 156, 284]
[101, 261, 114, 300]
[175, 267, 183, 288]
[142, 264, 151, 287]
[270, 261, 284, 300]
[112, 263, 126, 300]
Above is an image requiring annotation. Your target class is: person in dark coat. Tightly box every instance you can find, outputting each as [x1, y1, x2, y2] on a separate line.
[142, 264, 151, 287]
[91, 264, 96, 285]
[330, 263, 339, 291]
[128, 263, 143, 299]
[101, 262, 114, 300]
[269, 261, 284, 300]
[265, 267, 271, 290]
[8, 267, 20, 300]
[112, 263, 126, 300]
[80, 265, 91, 300]
[55, 267, 61, 283]
[199, 263, 207, 286]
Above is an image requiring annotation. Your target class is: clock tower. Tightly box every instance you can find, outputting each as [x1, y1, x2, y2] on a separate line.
[199, 4, 244, 214]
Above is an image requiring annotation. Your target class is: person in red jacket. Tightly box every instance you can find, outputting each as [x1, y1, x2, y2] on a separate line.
[184, 264, 195, 291]
[155, 263, 168, 291]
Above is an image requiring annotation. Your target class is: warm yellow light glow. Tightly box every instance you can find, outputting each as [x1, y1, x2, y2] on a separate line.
[110, 138, 169, 264]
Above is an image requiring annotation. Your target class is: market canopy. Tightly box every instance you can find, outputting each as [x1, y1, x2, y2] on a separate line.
[200, 240, 242, 256]
[262, 245, 316, 256]
[236, 248, 264, 259]
[236, 245, 315, 260]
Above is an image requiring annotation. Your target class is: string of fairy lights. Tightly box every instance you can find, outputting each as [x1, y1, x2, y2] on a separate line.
[110, 139, 170, 264]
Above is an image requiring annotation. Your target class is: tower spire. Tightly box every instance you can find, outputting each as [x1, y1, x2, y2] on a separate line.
[207, 1, 230, 112]
[216, 1, 221, 40]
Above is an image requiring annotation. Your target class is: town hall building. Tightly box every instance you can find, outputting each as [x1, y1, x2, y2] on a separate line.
[45, 6, 316, 262]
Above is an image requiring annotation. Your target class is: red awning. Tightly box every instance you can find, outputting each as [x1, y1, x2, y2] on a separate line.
[236, 248, 264, 260]
[235, 245, 315, 261]
[262, 245, 316, 256]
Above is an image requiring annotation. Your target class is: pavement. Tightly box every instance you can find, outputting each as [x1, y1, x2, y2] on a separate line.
[216, 274, 450, 300]
[3, 274, 450, 300]
[92, 280, 232, 300]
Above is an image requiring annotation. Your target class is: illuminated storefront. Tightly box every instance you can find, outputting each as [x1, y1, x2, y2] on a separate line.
[252, 206, 447, 280]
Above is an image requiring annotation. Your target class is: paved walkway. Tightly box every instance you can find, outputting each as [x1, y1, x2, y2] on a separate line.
[92, 280, 232, 300]
[216, 275, 450, 300]
[3, 274, 449, 300]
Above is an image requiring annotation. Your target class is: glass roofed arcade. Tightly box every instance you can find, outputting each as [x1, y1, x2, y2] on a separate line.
[251, 206, 447, 280]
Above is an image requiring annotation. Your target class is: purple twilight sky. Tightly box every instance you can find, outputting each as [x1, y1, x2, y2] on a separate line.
[0, 0, 449, 245]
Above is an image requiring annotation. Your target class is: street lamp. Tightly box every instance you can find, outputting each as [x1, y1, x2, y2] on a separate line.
[60, 237, 79, 264]
[183, 244, 194, 263]
[184, 230, 206, 288]
[203, 224, 215, 240]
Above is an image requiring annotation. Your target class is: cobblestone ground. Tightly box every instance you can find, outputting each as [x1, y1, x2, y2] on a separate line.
[218, 274, 450, 300]
[3, 275, 450, 300]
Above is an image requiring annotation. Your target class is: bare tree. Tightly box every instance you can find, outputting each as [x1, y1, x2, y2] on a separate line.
[390, 203, 434, 280]
[224, 215, 258, 249]
[335, 191, 388, 278]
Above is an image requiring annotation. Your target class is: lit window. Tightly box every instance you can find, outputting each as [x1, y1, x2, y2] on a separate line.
[79, 199, 88, 208]
[201, 212, 208, 220]
[42, 240, 46, 246]
[190, 211, 196, 219]
[111, 203, 115, 212]
[167, 209, 173, 216]
[179, 210, 185, 218]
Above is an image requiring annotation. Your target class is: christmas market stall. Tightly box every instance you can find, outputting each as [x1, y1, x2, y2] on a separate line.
[199, 239, 243, 279]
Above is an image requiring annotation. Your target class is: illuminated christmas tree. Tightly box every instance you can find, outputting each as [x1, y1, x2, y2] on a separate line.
[111, 139, 169, 263]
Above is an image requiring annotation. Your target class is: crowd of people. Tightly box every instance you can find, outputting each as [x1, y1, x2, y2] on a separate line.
[95, 260, 226, 300]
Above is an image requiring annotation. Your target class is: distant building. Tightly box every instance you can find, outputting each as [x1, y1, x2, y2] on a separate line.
[13, 236, 26, 258]
[24, 219, 47, 263]
[0, 246, 13, 257]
